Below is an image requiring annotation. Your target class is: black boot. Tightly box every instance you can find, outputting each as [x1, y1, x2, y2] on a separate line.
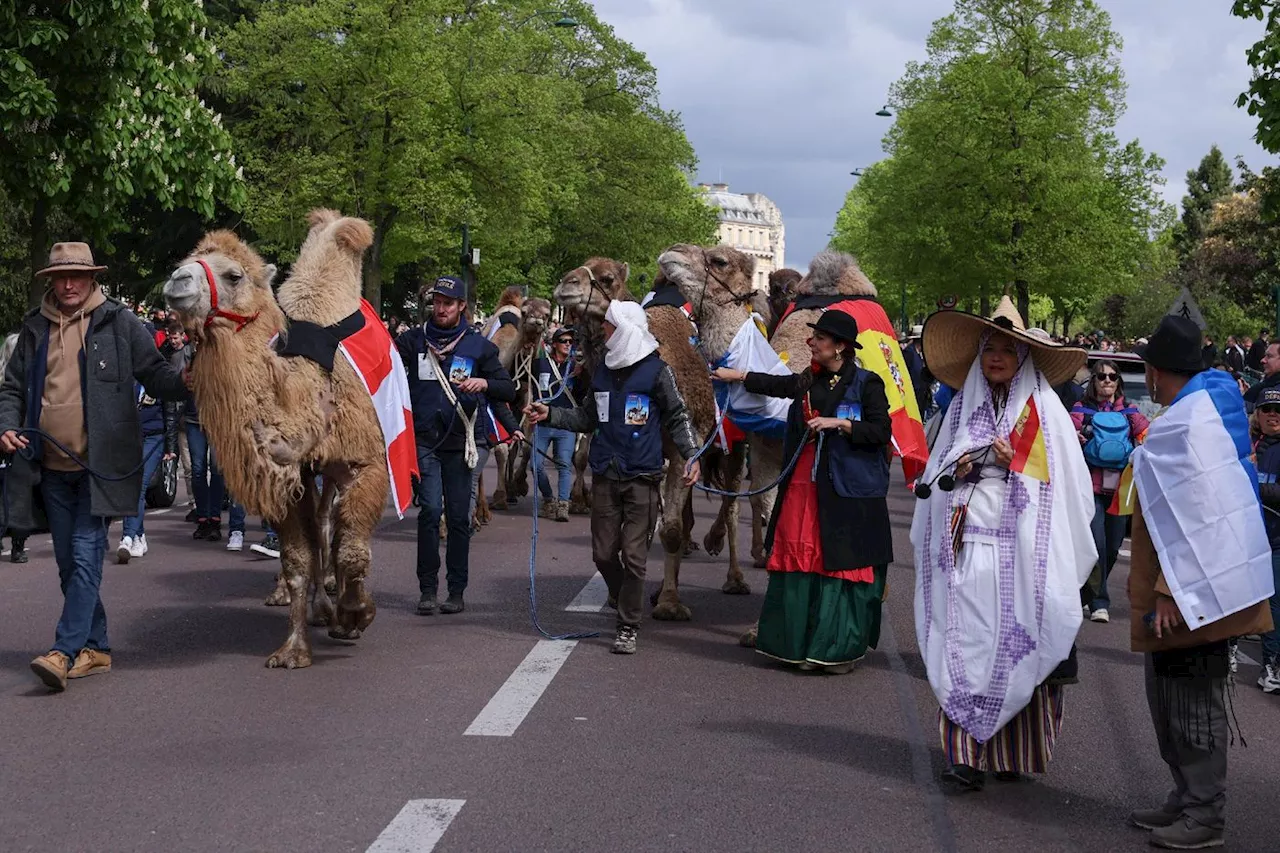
[9, 536, 27, 564]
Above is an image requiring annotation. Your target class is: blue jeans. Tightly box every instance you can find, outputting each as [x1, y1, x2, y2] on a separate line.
[40, 470, 109, 656]
[1263, 551, 1280, 660]
[534, 426, 574, 502]
[185, 422, 225, 520]
[229, 502, 246, 534]
[417, 448, 474, 596]
[122, 433, 165, 539]
[1089, 491, 1127, 610]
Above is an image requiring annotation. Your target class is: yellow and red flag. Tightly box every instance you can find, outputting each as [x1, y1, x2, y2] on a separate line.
[1009, 398, 1050, 483]
[1107, 461, 1136, 516]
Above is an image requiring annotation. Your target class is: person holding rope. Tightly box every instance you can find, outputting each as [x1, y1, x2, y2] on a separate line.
[398, 275, 516, 616]
[0, 243, 188, 691]
[526, 300, 700, 655]
[532, 326, 578, 522]
[713, 310, 892, 675]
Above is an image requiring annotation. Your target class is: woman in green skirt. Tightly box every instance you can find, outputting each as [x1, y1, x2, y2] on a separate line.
[714, 310, 893, 673]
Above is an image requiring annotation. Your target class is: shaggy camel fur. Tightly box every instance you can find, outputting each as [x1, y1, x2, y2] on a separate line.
[555, 257, 747, 620]
[483, 289, 550, 510]
[164, 210, 388, 669]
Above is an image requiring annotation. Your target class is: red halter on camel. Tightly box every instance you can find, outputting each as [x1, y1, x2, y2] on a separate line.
[197, 258, 260, 332]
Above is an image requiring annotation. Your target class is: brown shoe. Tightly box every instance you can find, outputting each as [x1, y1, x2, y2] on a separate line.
[68, 649, 112, 679]
[30, 651, 71, 692]
[555, 500, 570, 522]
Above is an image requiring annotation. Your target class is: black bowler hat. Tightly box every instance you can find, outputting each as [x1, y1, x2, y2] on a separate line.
[1136, 314, 1204, 375]
[806, 310, 863, 348]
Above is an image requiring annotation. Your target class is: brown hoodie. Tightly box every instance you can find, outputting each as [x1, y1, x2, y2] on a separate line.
[39, 287, 107, 471]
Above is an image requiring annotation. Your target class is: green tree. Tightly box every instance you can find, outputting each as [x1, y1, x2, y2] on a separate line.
[0, 0, 244, 307]
[830, 0, 1169, 328]
[1175, 145, 1234, 256]
[1235, 1, 1280, 154]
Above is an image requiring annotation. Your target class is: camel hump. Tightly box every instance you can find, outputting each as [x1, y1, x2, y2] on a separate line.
[799, 250, 877, 298]
[306, 209, 374, 255]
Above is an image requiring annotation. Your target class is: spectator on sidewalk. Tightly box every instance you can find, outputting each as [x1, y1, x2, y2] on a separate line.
[1247, 329, 1270, 373]
[1126, 314, 1274, 849]
[1251, 387, 1280, 695]
[0, 243, 187, 691]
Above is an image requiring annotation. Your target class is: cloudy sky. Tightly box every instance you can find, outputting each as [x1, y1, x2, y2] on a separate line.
[590, 0, 1276, 271]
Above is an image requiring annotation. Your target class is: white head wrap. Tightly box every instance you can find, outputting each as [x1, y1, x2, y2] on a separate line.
[604, 300, 659, 369]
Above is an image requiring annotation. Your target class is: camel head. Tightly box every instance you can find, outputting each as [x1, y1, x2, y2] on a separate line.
[277, 208, 374, 326]
[165, 230, 278, 338]
[656, 243, 756, 323]
[520, 297, 551, 347]
[769, 268, 802, 314]
[555, 257, 631, 324]
[797, 250, 877, 298]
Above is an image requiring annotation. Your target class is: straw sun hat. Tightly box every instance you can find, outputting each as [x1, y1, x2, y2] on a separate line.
[922, 295, 1087, 389]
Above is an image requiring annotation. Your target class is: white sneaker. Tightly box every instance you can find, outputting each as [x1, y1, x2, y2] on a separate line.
[116, 536, 133, 565]
[226, 531, 244, 552]
[130, 534, 148, 558]
[1258, 661, 1280, 694]
[1090, 608, 1110, 623]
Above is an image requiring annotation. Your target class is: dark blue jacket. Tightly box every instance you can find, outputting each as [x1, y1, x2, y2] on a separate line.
[397, 325, 515, 453]
[1256, 433, 1280, 548]
[533, 354, 578, 410]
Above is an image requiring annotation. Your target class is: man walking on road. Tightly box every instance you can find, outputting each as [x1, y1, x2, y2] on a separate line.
[398, 276, 515, 616]
[0, 243, 188, 691]
[1127, 314, 1274, 849]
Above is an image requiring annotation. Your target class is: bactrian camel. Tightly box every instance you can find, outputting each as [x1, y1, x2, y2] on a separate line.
[163, 210, 388, 669]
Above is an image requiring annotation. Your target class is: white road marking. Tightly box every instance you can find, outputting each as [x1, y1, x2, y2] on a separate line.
[1119, 549, 1131, 558]
[147, 508, 172, 516]
[366, 799, 465, 853]
[565, 572, 609, 612]
[465, 640, 578, 737]
[1238, 649, 1259, 668]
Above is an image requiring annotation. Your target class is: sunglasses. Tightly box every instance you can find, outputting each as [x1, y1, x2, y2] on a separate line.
[1094, 372, 1119, 382]
[553, 338, 572, 345]
[1259, 406, 1280, 415]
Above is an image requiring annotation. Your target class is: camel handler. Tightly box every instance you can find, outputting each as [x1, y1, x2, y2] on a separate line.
[0, 243, 188, 691]
[397, 275, 517, 616]
[526, 300, 701, 655]
[1126, 314, 1274, 850]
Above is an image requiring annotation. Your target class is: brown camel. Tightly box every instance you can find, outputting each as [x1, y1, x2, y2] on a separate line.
[555, 257, 748, 620]
[163, 210, 389, 669]
[766, 268, 802, 336]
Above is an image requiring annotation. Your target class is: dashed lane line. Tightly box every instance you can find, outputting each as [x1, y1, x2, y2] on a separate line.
[464, 640, 578, 737]
[565, 571, 609, 612]
[366, 799, 466, 853]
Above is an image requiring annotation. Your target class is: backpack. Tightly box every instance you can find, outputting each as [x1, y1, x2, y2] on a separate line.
[1082, 409, 1134, 469]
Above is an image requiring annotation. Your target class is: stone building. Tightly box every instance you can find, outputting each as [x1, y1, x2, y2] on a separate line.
[697, 183, 786, 291]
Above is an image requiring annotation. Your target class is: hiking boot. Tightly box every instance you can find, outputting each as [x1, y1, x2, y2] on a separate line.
[941, 764, 985, 792]
[9, 545, 27, 563]
[1129, 806, 1182, 831]
[612, 625, 638, 654]
[416, 594, 437, 615]
[1257, 656, 1280, 694]
[117, 536, 134, 565]
[250, 533, 280, 559]
[1148, 816, 1224, 849]
[538, 498, 557, 519]
[1090, 607, 1110, 623]
[555, 499, 570, 522]
[440, 593, 465, 614]
[30, 651, 70, 692]
[226, 530, 244, 552]
[68, 649, 112, 679]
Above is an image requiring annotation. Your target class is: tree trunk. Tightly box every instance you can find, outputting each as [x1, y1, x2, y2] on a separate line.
[26, 197, 48, 309]
[1015, 278, 1030, 326]
[364, 229, 384, 312]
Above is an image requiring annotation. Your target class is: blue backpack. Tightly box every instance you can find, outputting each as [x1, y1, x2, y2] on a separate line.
[1082, 409, 1134, 469]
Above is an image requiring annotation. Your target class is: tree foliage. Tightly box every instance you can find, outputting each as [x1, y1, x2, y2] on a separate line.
[1235, 1, 1280, 155]
[1175, 144, 1234, 257]
[830, 0, 1169, 332]
[0, 0, 245, 307]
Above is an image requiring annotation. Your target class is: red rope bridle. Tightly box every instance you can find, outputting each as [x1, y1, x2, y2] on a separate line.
[197, 259, 259, 333]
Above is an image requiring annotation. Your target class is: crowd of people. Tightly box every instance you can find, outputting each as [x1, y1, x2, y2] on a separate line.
[3, 240, 1278, 851]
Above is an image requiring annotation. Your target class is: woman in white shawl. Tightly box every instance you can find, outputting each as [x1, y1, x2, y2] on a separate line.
[911, 297, 1095, 791]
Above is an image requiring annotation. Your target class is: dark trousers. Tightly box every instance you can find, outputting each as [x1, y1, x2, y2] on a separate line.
[185, 422, 225, 521]
[416, 447, 474, 596]
[1144, 654, 1227, 829]
[40, 470, 109, 657]
[590, 476, 658, 628]
[1086, 492, 1127, 609]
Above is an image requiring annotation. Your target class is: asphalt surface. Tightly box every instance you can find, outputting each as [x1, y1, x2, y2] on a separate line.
[2, 466, 1278, 853]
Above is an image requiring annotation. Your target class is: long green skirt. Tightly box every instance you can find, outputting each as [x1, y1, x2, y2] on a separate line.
[755, 568, 887, 667]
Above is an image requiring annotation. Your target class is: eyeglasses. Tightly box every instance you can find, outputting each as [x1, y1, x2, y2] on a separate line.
[1094, 372, 1118, 382]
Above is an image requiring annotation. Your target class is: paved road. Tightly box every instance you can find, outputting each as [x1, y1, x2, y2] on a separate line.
[2, 470, 1277, 852]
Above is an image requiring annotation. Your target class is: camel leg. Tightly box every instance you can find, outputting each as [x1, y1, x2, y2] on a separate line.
[681, 491, 699, 557]
[704, 496, 731, 556]
[307, 479, 338, 628]
[489, 444, 510, 509]
[331, 463, 385, 641]
[720, 445, 749, 595]
[473, 469, 491, 527]
[569, 435, 591, 514]
[651, 461, 692, 621]
[748, 434, 781, 569]
[265, 507, 313, 669]
[264, 569, 290, 606]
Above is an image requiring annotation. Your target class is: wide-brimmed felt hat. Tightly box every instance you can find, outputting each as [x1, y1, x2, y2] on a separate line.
[36, 242, 106, 277]
[922, 295, 1086, 388]
[806, 309, 863, 348]
[1135, 314, 1204, 376]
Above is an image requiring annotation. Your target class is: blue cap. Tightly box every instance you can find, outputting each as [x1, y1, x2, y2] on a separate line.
[429, 275, 467, 301]
[1260, 387, 1280, 408]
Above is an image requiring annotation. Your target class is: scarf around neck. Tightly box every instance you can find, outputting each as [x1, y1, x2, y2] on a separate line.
[423, 319, 468, 357]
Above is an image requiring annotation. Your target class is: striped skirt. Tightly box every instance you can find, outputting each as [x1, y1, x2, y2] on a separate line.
[938, 684, 1065, 773]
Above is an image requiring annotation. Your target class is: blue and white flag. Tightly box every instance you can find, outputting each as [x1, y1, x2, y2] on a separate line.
[1131, 369, 1274, 627]
[712, 317, 790, 440]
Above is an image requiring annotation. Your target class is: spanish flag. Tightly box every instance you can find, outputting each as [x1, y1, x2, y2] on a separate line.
[1009, 398, 1050, 483]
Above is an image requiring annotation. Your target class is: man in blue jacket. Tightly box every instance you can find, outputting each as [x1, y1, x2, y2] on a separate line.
[397, 276, 516, 615]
